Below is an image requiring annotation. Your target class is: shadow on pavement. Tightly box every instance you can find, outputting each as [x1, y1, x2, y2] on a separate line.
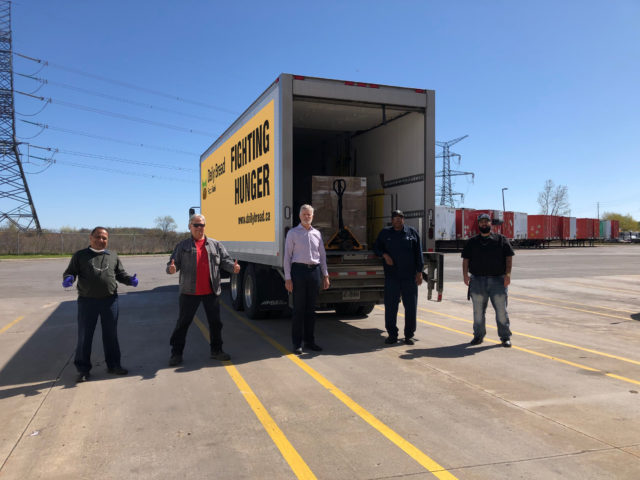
[399, 342, 500, 360]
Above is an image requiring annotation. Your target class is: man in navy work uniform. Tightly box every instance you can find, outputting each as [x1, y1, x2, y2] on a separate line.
[166, 214, 241, 366]
[374, 210, 424, 345]
[461, 213, 515, 347]
[284, 204, 330, 355]
[62, 226, 138, 383]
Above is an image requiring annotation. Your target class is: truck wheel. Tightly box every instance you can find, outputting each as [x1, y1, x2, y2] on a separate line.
[242, 264, 265, 319]
[230, 270, 244, 311]
[335, 303, 360, 316]
[356, 303, 375, 316]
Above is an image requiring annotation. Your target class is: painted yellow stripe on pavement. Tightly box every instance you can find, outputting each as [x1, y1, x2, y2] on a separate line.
[221, 304, 458, 480]
[0, 316, 24, 335]
[509, 291, 637, 314]
[194, 316, 316, 480]
[508, 296, 632, 321]
[416, 306, 640, 367]
[389, 306, 640, 385]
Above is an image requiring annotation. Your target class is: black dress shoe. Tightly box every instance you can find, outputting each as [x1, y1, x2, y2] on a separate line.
[404, 338, 414, 345]
[501, 339, 512, 348]
[293, 347, 303, 355]
[76, 372, 90, 383]
[169, 354, 183, 366]
[469, 336, 484, 345]
[211, 350, 231, 361]
[107, 367, 128, 375]
[384, 336, 398, 345]
[305, 343, 323, 351]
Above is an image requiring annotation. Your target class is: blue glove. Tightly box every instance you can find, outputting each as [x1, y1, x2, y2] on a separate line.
[130, 274, 138, 287]
[62, 276, 74, 288]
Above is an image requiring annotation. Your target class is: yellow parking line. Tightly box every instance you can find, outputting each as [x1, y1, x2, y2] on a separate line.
[0, 316, 24, 335]
[508, 296, 632, 321]
[221, 304, 458, 480]
[416, 306, 640, 367]
[194, 317, 316, 480]
[509, 292, 636, 314]
[393, 306, 640, 385]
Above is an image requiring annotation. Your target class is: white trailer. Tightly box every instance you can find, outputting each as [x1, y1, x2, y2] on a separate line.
[435, 206, 456, 240]
[200, 74, 443, 318]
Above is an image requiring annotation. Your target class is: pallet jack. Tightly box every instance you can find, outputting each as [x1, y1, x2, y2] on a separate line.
[326, 178, 364, 251]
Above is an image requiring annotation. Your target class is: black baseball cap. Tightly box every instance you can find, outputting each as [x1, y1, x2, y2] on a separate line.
[477, 213, 491, 221]
[391, 210, 404, 218]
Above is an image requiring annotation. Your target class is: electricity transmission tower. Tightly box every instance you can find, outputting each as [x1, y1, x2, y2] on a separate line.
[0, 0, 41, 232]
[435, 134, 473, 207]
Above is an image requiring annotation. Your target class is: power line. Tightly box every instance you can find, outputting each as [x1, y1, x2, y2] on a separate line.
[16, 72, 230, 125]
[14, 90, 215, 136]
[11, 50, 238, 115]
[29, 154, 191, 183]
[19, 120, 198, 156]
[27, 144, 196, 172]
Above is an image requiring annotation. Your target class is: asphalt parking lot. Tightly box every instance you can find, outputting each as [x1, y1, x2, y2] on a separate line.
[1, 245, 639, 479]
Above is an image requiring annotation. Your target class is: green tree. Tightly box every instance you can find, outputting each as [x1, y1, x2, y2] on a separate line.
[601, 212, 639, 231]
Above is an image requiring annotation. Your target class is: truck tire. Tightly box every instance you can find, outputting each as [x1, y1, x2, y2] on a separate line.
[334, 303, 360, 316]
[230, 270, 244, 311]
[242, 264, 265, 319]
[356, 303, 375, 316]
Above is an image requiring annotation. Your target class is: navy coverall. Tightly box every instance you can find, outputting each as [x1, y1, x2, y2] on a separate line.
[374, 225, 424, 339]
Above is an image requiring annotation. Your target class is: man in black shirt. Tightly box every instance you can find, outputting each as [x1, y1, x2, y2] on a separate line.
[461, 213, 515, 347]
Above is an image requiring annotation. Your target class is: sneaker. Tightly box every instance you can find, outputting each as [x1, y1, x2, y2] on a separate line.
[76, 372, 90, 383]
[107, 367, 128, 375]
[469, 336, 484, 346]
[293, 347, 303, 355]
[384, 336, 398, 345]
[169, 354, 183, 366]
[501, 339, 512, 348]
[403, 338, 414, 345]
[211, 350, 231, 361]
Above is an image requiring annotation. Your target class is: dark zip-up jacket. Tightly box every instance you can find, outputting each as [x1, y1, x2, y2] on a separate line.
[63, 248, 134, 298]
[167, 236, 236, 295]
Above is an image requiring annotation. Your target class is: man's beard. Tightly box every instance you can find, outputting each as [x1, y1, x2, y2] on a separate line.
[478, 226, 491, 234]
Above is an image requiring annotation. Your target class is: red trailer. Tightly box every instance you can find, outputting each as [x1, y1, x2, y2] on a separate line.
[611, 220, 620, 239]
[528, 215, 557, 239]
[502, 211, 514, 239]
[576, 218, 592, 239]
[559, 216, 571, 240]
[455, 208, 477, 239]
[593, 219, 600, 239]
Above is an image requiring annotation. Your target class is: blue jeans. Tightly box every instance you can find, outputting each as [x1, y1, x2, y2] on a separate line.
[469, 275, 511, 340]
[75, 295, 121, 373]
[384, 277, 418, 339]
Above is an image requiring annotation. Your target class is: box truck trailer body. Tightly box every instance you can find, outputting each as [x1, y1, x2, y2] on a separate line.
[200, 74, 443, 317]
[455, 208, 477, 239]
[435, 205, 456, 240]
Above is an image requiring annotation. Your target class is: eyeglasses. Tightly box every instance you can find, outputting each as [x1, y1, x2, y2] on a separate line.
[192, 223, 205, 228]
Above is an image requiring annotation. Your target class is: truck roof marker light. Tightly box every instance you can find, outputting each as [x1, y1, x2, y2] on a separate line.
[367, 84, 380, 88]
[344, 81, 355, 86]
[415, 88, 425, 93]
[293, 75, 305, 80]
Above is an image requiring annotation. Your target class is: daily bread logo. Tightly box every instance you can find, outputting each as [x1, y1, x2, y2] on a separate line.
[201, 100, 275, 242]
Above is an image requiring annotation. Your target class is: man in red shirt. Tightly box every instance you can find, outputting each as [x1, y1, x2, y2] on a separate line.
[166, 214, 240, 366]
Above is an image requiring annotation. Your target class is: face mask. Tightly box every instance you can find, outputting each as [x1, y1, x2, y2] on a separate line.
[478, 226, 491, 234]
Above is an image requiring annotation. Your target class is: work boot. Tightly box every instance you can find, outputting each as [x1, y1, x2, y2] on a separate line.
[169, 354, 183, 366]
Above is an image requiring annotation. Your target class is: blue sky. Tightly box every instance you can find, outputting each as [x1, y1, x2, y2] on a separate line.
[10, 0, 640, 230]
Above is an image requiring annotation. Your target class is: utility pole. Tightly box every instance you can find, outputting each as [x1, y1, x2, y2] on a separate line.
[435, 135, 473, 207]
[0, 0, 41, 232]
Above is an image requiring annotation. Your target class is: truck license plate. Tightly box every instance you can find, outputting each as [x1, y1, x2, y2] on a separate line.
[342, 290, 360, 300]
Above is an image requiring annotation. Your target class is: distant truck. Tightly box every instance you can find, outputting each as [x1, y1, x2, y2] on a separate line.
[199, 74, 443, 318]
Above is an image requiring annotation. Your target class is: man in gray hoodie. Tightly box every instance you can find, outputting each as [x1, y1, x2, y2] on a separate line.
[166, 214, 240, 366]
